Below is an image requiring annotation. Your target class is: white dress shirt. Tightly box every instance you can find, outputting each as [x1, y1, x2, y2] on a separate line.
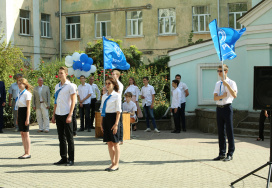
[123, 101, 137, 119]
[117, 80, 124, 94]
[100, 91, 122, 113]
[90, 83, 101, 99]
[78, 83, 93, 104]
[55, 81, 76, 115]
[38, 85, 43, 102]
[70, 82, 78, 104]
[171, 88, 182, 108]
[140, 84, 155, 107]
[18, 90, 32, 107]
[124, 85, 140, 101]
[213, 77, 238, 105]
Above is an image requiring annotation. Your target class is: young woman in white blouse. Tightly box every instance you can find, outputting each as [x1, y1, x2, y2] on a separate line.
[124, 77, 143, 118]
[16, 78, 32, 159]
[100, 77, 122, 172]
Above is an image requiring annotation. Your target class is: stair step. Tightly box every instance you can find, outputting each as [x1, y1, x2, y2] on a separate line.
[234, 128, 270, 137]
[237, 122, 270, 130]
[234, 134, 270, 139]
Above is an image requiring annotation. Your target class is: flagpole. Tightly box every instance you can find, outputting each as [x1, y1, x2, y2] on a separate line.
[102, 37, 105, 87]
[221, 60, 225, 80]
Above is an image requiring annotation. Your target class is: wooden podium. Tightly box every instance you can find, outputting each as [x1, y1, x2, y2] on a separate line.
[95, 112, 130, 140]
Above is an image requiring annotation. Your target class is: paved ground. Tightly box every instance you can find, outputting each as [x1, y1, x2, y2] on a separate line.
[0, 121, 271, 188]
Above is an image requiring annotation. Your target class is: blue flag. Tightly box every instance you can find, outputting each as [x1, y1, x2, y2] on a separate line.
[103, 36, 130, 70]
[209, 19, 246, 61]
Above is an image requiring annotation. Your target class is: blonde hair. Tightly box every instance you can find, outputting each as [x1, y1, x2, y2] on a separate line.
[125, 92, 132, 98]
[113, 70, 120, 77]
[218, 64, 229, 71]
[59, 66, 68, 74]
[18, 78, 33, 92]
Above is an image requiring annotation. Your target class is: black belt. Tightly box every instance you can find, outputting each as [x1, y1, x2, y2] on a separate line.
[217, 103, 231, 108]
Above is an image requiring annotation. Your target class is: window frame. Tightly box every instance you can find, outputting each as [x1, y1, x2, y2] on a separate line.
[158, 8, 176, 35]
[20, 10, 30, 36]
[192, 6, 210, 33]
[95, 13, 111, 38]
[126, 11, 143, 37]
[228, 3, 247, 30]
[41, 13, 50, 38]
[66, 16, 81, 40]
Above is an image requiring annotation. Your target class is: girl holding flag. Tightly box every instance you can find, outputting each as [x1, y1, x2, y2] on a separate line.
[16, 78, 32, 159]
[100, 77, 122, 172]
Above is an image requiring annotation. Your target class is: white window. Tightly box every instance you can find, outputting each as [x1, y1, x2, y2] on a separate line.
[20, 10, 30, 35]
[95, 13, 111, 38]
[126, 11, 143, 36]
[66, 16, 80, 39]
[23, 56, 31, 67]
[192, 6, 210, 33]
[228, 3, 247, 30]
[158, 8, 176, 35]
[41, 14, 50, 37]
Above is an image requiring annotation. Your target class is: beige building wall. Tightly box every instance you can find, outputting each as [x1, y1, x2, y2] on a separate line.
[61, 0, 251, 63]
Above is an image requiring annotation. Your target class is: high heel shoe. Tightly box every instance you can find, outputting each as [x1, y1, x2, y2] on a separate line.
[256, 137, 264, 141]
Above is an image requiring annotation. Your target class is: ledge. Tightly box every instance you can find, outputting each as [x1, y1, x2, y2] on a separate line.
[157, 34, 178, 37]
[64, 38, 82, 41]
[41, 36, 53, 40]
[18, 34, 33, 37]
[193, 32, 210, 34]
[124, 35, 145, 39]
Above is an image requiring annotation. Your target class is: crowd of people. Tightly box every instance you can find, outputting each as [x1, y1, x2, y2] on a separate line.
[0, 64, 254, 168]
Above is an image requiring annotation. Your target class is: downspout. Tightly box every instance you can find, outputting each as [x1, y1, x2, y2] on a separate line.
[217, 0, 220, 27]
[59, 0, 62, 60]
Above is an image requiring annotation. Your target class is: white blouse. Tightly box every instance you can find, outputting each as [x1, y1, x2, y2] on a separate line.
[123, 101, 137, 119]
[100, 91, 122, 113]
[18, 90, 32, 107]
[124, 85, 140, 101]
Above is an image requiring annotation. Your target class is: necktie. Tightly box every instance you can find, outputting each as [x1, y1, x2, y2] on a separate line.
[54, 83, 65, 104]
[219, 81, 223, 101]
[101, 94, 112, 117]
[14, 89, 26, 110]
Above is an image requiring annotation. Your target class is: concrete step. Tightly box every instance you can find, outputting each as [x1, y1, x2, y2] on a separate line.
[237, 122, 270, 130]
[234, 134, 270, 139]
[234, 128, 270, 137]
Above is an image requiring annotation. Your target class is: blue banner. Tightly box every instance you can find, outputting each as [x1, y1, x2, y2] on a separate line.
[103, 36, 130, 70]
[209, 19, 246, 61]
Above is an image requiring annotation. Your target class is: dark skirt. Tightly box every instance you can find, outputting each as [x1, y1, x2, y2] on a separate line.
[18, 107, 29, 132]
[102, 113, 120, 143]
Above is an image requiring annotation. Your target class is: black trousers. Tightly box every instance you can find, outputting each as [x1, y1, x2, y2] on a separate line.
[0, 104, 3, 130]
[180, 102, 186, 130]
[90, 98, 97, 128]
[172, 108, 181, 131]
[79, 103, 90, 129]
[72, 106, 77, 134]
[216, 104, 235, 157]
[259, 110, 271, 139]
[56, 114, 74, 161]
[119, 112, 123, 142]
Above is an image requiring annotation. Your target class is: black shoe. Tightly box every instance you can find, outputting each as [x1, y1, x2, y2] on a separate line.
[88, 129, 91, 132]
[213, 155, 225, 161]
[84, 128, 87, 130]
[0, 130, 3, 133]
[223, 156, 233, 162]
[108, 167, 119, 172]
[171, 130, 180, 133]
[18, 155, 31, 159]
[257, 137, 264, 141]
[105, 168, 110, 171]
[78, 128, 84, 132]
[91, 126, 95, 129]
[73, 132, 77, 137]
[66, 161, 74, 166]
[54, 159, 67, 165]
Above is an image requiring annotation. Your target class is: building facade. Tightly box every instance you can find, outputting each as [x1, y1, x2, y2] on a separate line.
[0, 0, 251, 68]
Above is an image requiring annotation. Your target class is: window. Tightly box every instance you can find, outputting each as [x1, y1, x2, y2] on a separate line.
[66, 16, 80, 39]
[41, 14, 50, 37]
[23, 56, 31, 67]
[158, 8, 176, 35]
[42, 57, 51, 63]
[126, 11, 143, 36]
[192, 6, 210, 33]
[95, 13, 111, 38]
[228, 3, 247, 30]
[20, 10, 30, 35]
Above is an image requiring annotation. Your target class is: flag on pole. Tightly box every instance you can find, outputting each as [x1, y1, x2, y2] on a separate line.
[103, 36, 130, 70]
[209, 19, 246, 61]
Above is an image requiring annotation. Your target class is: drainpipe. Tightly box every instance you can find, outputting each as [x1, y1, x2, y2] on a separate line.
[59, 0, 62, 60]
[217, 0, 220, 27]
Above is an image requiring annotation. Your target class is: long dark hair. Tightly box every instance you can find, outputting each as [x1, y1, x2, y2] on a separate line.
[106, 77, 119, 92]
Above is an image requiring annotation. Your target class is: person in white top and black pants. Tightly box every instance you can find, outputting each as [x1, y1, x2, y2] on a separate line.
[171, 80, 182, 133]
[16, 78, 32, 159]
[213, 64, 237, 162]
[78, 75, 93, 132]
[52, 67, 76, 166]
[89, 76, 101, 129]
[100, 77, 122, 171]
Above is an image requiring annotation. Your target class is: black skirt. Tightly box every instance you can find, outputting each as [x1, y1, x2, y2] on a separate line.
[102, 113, 120, 143]
[18, 107, 29, 132]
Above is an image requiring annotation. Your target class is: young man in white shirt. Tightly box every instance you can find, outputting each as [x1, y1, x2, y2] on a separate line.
[140, 77, 160, 133]
[78, 75, 93, 132]
[52, 66, 76, 166]
[89, 76, 101, 129]
[175, 74, 189, 132]
[123, 92, 137, 123]
[171, 80, 182, 133]
[213, 64, 237, 162]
